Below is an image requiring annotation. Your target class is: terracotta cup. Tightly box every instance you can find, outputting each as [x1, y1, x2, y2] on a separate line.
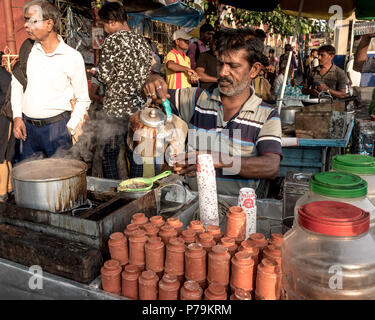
[206, 225, 222, 242]
[158, 273, 180, 300]
[167, 217, 184, 236]
[145, 236, 165, 274]
[197, 232, 216, 253]
[263, 244, 282, 266]
[158, 225, 178, 245]
[122, 264, 141, 299]
[150, 215, 165, 228]
[108, 232, 128, 266]
[189, 220, 205, 233]
[101, 259, 122, 294]
[129, 229, 147, 270]
[230, 251, 254, 292]
[124, 223, 139, 239]
[255, 258, 281, 300]
[143, 223, 159, 238]
[131, 212, 149, 228]
[269, 233, 283, 248]
[138, 270, 159, 300]
[225, 206, 246, 242]
[181, 229, 197, 245]
[204, 283, 227, 300]
[207, 245, 231, 287]
[230, 288, 252, 300]
[180, 280, 203, 300]
[249, 233, 268, 260]
[185, 243, 207, 283]
[220, 237, 238, 257]
[165, 237, 185, 277]
[239, 240, 260, 287]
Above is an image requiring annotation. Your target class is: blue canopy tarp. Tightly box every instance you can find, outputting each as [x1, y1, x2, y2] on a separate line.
[128, 1, 204, 28]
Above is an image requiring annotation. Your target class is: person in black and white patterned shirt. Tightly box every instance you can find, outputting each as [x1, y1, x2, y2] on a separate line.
[90, 2, 152, 179]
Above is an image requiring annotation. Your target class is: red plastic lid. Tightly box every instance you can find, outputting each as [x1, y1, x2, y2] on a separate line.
[298, 201, 369, 236]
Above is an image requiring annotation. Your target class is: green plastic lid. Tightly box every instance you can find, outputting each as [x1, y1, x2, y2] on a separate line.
[310, 171, 368, 198]
[332, 154, 375, 175]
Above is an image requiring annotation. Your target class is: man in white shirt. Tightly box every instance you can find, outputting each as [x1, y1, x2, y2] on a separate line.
[12, 0, 90, 161]
[346, 54, 361, 88]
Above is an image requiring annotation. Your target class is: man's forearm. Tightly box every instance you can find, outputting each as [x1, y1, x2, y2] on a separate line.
[167, 61, 190, 73]
[196, 68, 217, 83]
[329, 88, 347, 99]
[354, 35, 372, 72]
[215, 153, 280, 179]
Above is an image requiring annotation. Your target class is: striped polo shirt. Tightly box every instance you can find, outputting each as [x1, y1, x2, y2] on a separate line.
[165, 49, 191, 89]
[168, 87, 282, 196]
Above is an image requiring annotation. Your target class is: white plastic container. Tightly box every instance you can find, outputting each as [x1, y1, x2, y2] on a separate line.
[283, 201, 375, 300]
[295, 171, 375, 232]
[332, 154, 375, 205]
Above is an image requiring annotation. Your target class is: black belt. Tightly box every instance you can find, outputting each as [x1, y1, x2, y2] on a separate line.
[23, 111, 71, 127]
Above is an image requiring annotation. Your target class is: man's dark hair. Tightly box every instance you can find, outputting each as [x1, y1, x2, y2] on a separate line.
[98, 2, 127, 23]
[255, 29, 267, 42]
[215, 28, 269, 68]
[200, 23, 214, 34]
[269, 48, 275, 54]
[318, 44, 336, 56]
[285, 44, 292, 52]
[311, 49, 318, 54]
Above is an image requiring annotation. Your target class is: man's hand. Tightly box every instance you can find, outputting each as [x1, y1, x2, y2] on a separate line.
[13, 117, 27, 141]
[67, 113, 89, 145]
[317, 83, 329, 92]
[187, 69, 199, 84]
[173, 151, 226, 177]
[143, 74, 170, 104]
[173, 151, 199, 177]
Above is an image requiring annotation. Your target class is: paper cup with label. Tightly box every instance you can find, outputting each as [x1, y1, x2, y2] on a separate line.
[238, 187, 257, 238]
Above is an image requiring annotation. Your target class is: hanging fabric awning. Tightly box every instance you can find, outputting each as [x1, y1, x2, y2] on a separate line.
[218, 0, 375, 20]
[217, 1, 279, 12]
[128, 1, 204, 28]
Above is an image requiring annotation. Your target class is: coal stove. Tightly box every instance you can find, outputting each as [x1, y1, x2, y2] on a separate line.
[0, 177, 159, 284]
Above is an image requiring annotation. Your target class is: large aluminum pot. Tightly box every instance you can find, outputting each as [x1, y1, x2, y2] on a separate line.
[280, 106, 301, 125]
[11, 158, 87, 213]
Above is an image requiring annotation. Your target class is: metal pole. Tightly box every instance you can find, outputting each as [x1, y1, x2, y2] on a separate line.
[277, 0, 305, 115]
[349, 18, 355, 57]
[3, 0, 17, 54]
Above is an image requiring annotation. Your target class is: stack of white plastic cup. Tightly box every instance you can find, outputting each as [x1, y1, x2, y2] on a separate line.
[196, 153, 219, 227]
[238, 187, 257, 238]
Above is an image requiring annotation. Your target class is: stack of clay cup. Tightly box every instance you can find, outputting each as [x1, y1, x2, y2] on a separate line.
[100, 209, 284, 300]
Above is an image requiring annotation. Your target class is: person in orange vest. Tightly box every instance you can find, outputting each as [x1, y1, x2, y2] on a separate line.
[165, 30, 199, 89]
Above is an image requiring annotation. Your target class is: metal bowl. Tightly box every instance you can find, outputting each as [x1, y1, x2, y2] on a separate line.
[280, 106, 301, 125]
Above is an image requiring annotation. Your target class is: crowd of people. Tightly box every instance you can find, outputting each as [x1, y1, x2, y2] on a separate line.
[1, 0, 375, 201]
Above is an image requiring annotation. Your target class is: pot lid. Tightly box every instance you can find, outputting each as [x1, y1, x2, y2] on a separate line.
[332, 154, 375, 175]
[139, 107, 165, 128]
[11, 158, 87, 182]
[298, 201, 369, 236]
[309, 171, 367, 198]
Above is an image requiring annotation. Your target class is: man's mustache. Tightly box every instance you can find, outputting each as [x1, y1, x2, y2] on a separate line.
[218, 77, 233, 84]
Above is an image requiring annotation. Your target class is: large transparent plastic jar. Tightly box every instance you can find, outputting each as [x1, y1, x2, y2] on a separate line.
[294, 171, 375, 231]
[282, 201, 375, 300]
[332, 154, 375, 205]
